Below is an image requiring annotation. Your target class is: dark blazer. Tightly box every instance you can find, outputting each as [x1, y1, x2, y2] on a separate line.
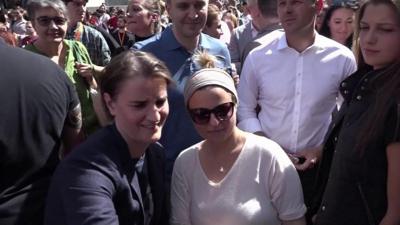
[44, 124, 170, 225]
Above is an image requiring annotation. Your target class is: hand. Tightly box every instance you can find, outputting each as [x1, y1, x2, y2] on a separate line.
[292, 146, 322, 171]
[75, 62, 96, 89]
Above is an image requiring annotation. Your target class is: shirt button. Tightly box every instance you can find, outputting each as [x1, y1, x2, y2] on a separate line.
[364, 78, 369, 82]
[356, 95, 362, 100]
[321, 205, 326, 211]
[360, 86, 365, 90]
[334, 136, 338, 142]
[341, 82, 347, 87]
[344, 90, 349, 94]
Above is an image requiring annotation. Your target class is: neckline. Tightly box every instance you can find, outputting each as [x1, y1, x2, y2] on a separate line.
[196, 133, 249, 187]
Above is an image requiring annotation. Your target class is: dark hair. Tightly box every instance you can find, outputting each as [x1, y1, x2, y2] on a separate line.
[258, 0, 278, 18]
[354, 0, 400, 153]
[319, 2, 358, 48]
[100, 51, 173, 118]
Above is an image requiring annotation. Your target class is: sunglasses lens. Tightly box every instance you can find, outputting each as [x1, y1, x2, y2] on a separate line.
[190, 109, 210, 125]
[213, 103, 234, 120]
[189, 102, 234, 125]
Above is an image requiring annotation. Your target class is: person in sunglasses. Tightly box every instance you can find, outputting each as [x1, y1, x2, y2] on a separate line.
[170, 52, 307, 225]
[25, 0, 105, 139]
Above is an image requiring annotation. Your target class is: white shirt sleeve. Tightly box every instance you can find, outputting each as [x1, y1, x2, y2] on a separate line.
[264, 141, 307, 221]
[237, 53, 263, 133]
[170, 150, 193, 225]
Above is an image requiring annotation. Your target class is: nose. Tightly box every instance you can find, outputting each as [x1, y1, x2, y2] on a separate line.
[208, 113, 221, 126]
[364, 29, 377, 45]
[188, 6, 199, 19]
[147, 105, 162, 123]
[49, 20, 58, 29]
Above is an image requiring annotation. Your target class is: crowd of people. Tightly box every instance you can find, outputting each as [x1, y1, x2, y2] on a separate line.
[0, 0, 399, 224]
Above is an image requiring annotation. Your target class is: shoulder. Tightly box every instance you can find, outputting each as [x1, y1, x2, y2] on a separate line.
[232, 22, 250, 35]
[314, 33, 355, 59]
[134, 32, 163, 50]
[83, 25, 106, 39]
[201, 33, 228, 50]
[246, 30, 284, 58]
[175, 143, 200, 165]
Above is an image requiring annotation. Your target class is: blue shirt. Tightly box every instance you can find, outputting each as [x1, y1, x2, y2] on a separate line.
[134, 25, 231, 180]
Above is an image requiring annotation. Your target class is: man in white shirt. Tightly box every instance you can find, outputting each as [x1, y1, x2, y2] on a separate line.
[237, 0, 356, 208]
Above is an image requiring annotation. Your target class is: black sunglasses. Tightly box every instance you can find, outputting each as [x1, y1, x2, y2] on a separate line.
[36, 16, 67, 26]
[188, 102, 235, 125]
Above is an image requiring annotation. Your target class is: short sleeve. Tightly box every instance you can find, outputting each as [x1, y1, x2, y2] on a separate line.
[266, 143, 307, 221]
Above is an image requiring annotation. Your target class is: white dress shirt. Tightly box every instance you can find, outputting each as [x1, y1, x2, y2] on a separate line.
[237, 30, 357, 153]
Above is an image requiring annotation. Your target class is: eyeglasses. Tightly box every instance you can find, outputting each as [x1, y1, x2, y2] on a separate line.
[36, 16, 67, 26]
[188, 102, 235, 125]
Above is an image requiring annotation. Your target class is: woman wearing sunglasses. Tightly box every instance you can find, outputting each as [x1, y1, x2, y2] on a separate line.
[25, 0, 103, 139]
[170, 53, 307, 225]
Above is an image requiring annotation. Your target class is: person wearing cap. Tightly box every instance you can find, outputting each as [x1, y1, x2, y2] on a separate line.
[237, 0, 357, 211]
[170, 52, 306, 225]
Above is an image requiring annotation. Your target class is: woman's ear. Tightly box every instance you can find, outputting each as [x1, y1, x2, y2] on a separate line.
[103, 92, 116, 116]
[150, 13, 159, 22]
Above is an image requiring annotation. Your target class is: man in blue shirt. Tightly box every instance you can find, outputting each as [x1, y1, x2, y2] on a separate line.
[134, 0, 231, 180]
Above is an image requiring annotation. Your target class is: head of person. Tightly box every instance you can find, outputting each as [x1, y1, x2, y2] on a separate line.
[117, 16, 127, 29]
[0, 29, 17, 46]
[0, 21, 7, 32]
[62, 0, 88, 25]
[247, 0, 278, 22]
[100, 50, 173, 147]
[277, 0, 323, 34]
[9, 7, 24, 21]
[203, 3, 223, 38]
[354, 0, 400, 70]
[222, 10, 238, 32]
[354, 0, 400, 151]
[98, 3, 106, 14]
[183, 52, 238, 142]
[319, 0, 358, 47]
[27, 0, 69, 44]
[166, 0, 209, 40]
[25, 21, 37, 36]
[126, 0, 161, 36]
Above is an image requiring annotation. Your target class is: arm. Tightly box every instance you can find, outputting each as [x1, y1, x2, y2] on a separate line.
[237, 54, 263, 133]
[267, 142, 307, 224]
[282, 217, 306, 225]
[170, 156, 191, 225]
[379, 142, 400, 225]
[228, 29, 241, 72]
[61, 103, 83, 156]
[57, 162, 120, 225]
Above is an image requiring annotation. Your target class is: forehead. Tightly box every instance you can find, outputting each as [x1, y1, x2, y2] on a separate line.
[189, 86, 232, 108]
[34, 7, 64, 16]
[170, 0, 208, 5]
[361, 3, 399, 24]
[331, 7, 354, 18]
